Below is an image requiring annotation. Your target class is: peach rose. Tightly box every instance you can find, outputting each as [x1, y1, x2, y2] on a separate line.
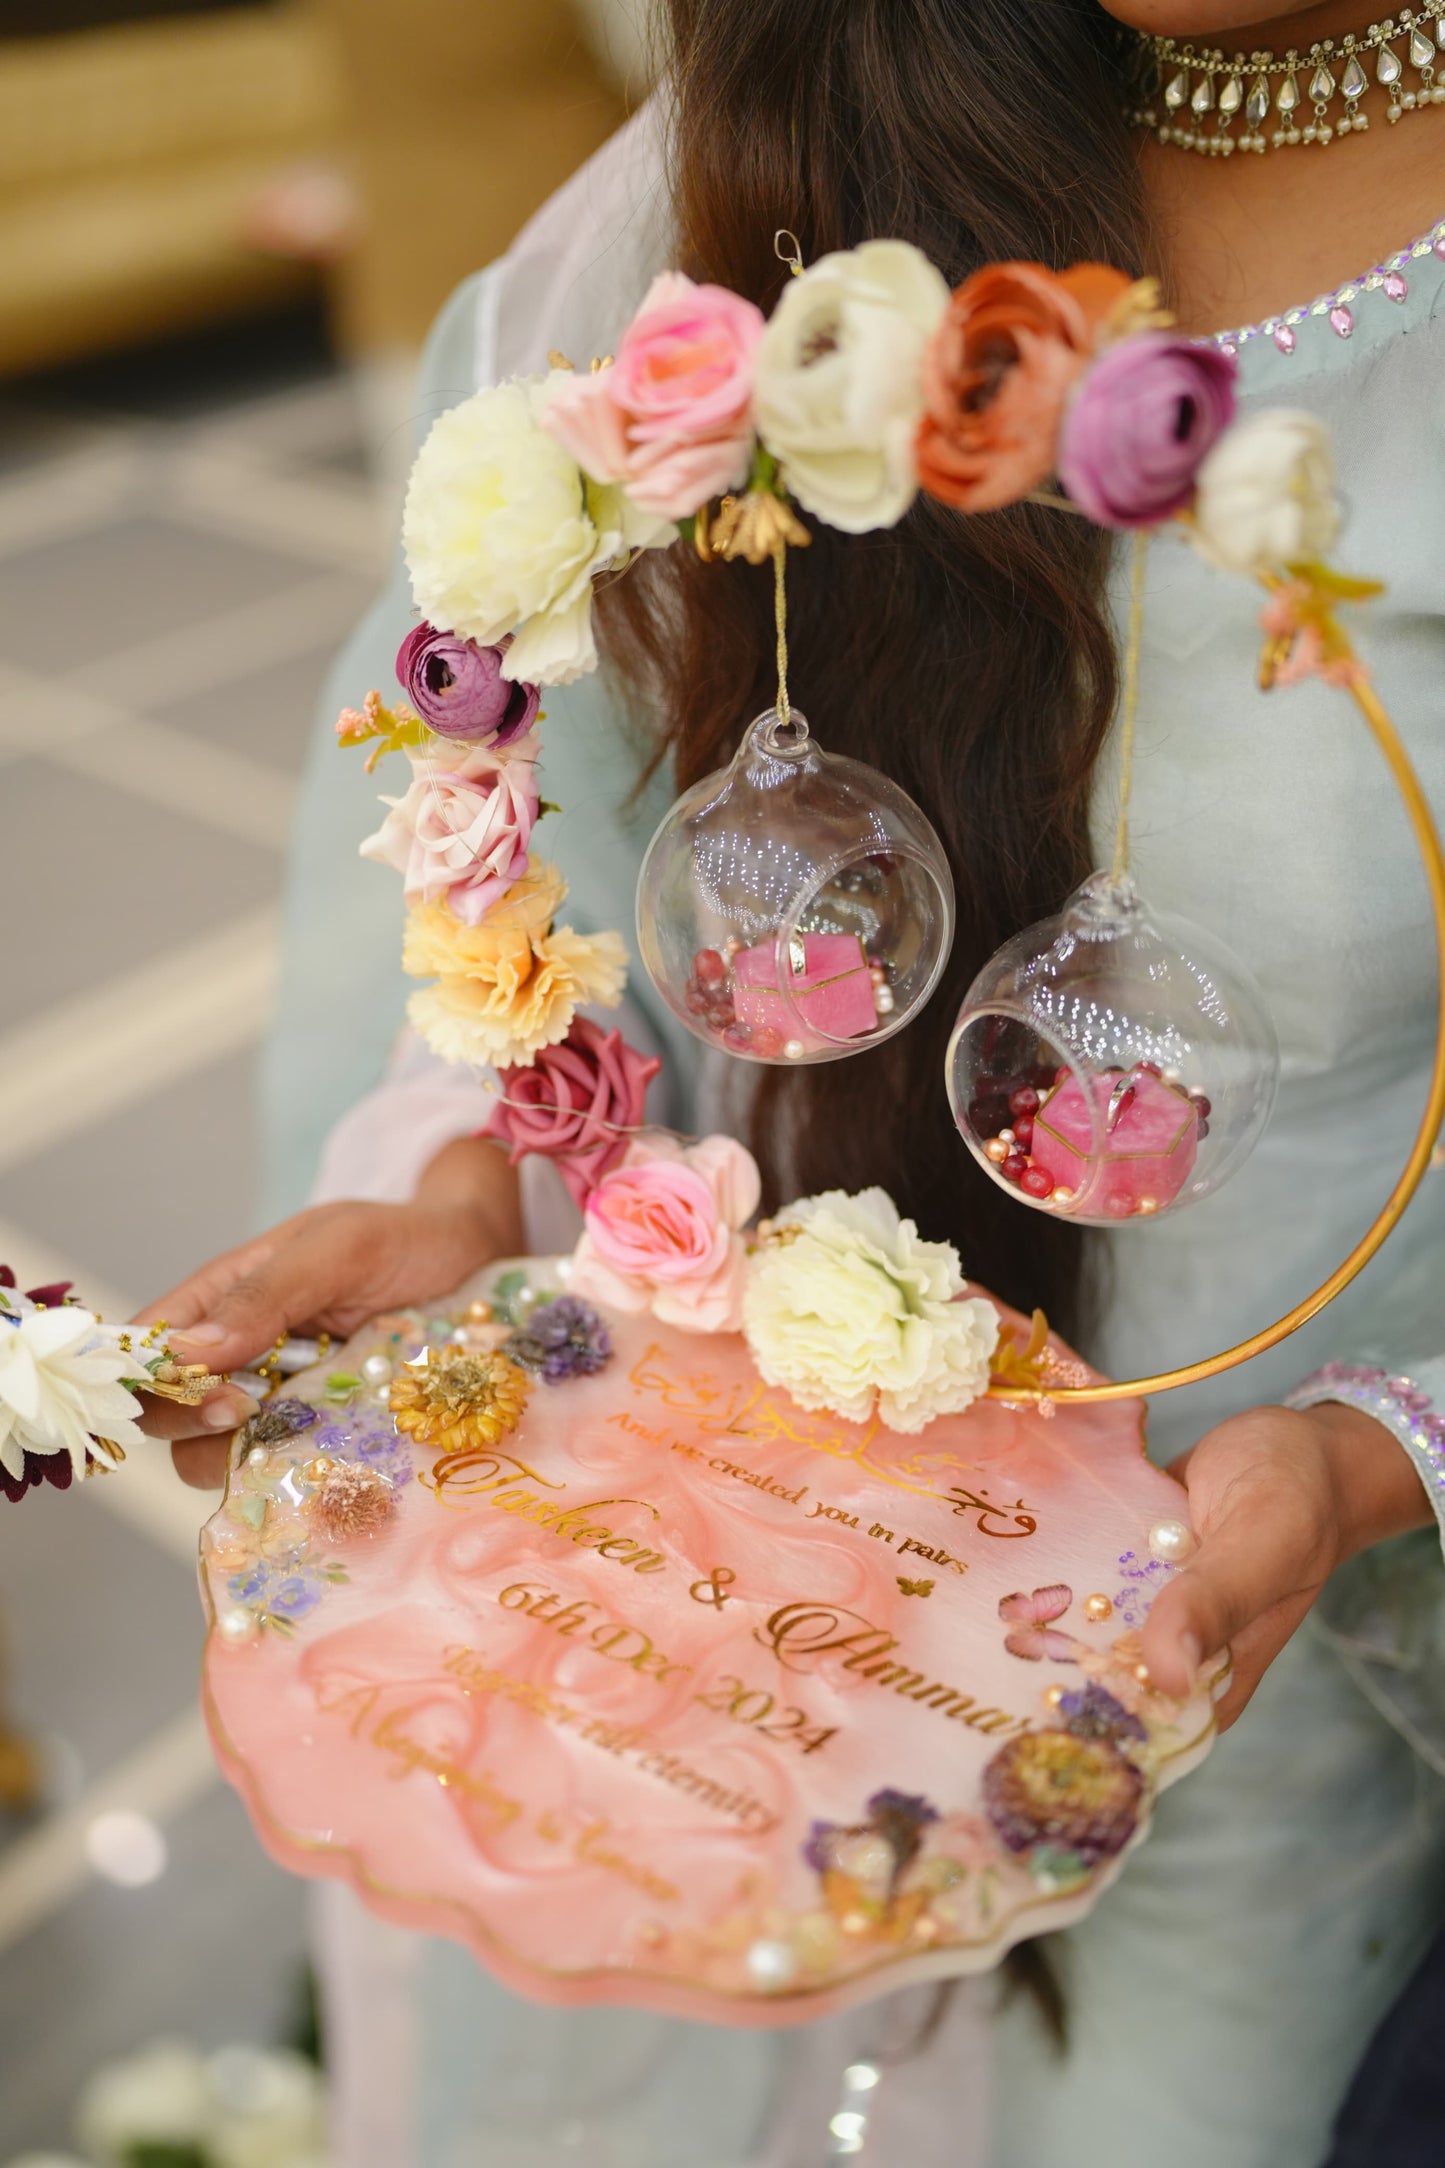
[568, 1134, 760, 1333]
[915, 262, 1132, 513]
[543, 273, 764, 520]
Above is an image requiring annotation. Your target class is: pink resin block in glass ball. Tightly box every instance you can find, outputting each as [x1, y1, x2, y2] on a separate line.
[734, 932, 879, 1050]
[1032, 1071, 1198, 1217]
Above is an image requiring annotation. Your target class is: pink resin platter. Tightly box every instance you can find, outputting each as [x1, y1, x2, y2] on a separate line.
[200, 1263, 1220, 2026]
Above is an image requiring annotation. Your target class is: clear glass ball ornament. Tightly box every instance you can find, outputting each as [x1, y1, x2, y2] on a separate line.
[946, 871, 1279, 1223]
[637, 708, 955, 1064]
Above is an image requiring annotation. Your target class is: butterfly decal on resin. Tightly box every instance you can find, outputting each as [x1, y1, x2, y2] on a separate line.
[999, 1583, 1077, 1661]
[896, 1576, 934, 1599]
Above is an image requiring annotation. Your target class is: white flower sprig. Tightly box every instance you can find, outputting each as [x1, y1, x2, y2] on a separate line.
[0, 1290, 149, 1488]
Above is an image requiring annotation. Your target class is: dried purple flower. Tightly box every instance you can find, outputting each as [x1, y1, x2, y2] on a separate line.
[235, 1398, 319, 1453]
[503, 1297, 612, 1383]
[983, 1729, 1143, 1865]
[1056, 1682, 1148, 1746]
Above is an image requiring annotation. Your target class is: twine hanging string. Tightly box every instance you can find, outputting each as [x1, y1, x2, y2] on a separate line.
[774, 542, 792, 729]
[1111, 527, 1151, 884]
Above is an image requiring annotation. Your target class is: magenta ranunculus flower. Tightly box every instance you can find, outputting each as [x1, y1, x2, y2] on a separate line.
[396, 624, 541, 746]
[484, 1019, 661, 1208]
[543, 272, 765, 521]
[1057, 332, 1237, 529]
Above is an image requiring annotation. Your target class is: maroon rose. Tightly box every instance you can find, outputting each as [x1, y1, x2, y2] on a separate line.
[395, 624, 540, 747]
[484, 1020, 660, 1208]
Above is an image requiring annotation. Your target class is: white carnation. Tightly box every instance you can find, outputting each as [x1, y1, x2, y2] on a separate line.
[1192, 408, 1340, 577]
[742, 1188, 999, 1434]
[0, 1299, 147, 1483]
[402, 375, 673, 688]
[754, 241, 949, 534]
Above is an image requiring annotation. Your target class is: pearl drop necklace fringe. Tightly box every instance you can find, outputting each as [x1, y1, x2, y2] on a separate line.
[1133, 5, 1445, 154]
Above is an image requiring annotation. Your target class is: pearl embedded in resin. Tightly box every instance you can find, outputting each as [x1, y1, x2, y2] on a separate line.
[1148, 1518, 1195, 1564]
[1083, 1593, 1114, 1623]
[362, 1352, 394, 1387]
[745, 1938, 798, 1991]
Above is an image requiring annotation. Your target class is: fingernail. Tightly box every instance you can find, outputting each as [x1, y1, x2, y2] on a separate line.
[1179, 1630, 1202, 1676]
[176, 1323, 226, 1349]
[204, 1393, 257, 1431]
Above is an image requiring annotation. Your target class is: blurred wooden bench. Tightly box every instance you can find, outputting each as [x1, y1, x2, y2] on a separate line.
[0, 4, 338, 377]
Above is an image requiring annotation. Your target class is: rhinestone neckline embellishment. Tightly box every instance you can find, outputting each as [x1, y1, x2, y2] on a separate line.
[1205, 214, 1445, 355]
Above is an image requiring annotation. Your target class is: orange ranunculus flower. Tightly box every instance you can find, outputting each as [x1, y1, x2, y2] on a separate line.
[914, 261, 1133, 514]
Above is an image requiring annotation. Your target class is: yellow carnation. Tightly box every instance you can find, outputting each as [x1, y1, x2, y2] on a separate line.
[401, 858, 627, 1069]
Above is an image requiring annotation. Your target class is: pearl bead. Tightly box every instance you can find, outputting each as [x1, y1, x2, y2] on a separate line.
[464, 1300, 493, 1324]
[246, 1445, 267, 1468]
[874, 988, 895, 1015]
[998, 1128, 1015, 1146]
[1161, 1066, 1183, 1086]
[1138, 1196, 1160, 1216]
[1054, 1186, 1076, 1205]
[362, 1352, 394, 1387]
[746, 1938, 798, 1991]
[1044, 1683, 1065, 1708]
[217, 1608, 256, 1644]
[1083, 1593, 1113, 1623]
[784, 1040, 805, 1061]
[985, 1139, 1010, 1165]
[1148, 1517, 1195, 1564]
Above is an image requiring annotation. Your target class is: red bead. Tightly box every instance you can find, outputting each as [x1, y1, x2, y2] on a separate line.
[1001, 1151, 1029, 1183]
[1012, 1114, 1034, 1150]
[1020, 1166, 1055, 1199]
[684, 981, 709, 1015]
[723, 1022, 754, 1052]
[693, 948, 727, 984]
[1009, 1085, 1040, 1118]
[1196, 1116, 1210, 1139]
[1189, 1092, 1212, 1119]
[751, 1025, 785, 1057]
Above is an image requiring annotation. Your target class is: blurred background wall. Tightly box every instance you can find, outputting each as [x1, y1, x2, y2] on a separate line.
[0, 0, 657, 378]
[0, 3, 656, 2157]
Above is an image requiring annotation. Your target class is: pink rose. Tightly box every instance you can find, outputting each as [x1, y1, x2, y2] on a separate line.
[569, 1134, 761, 1333]
[543, 273, 764, 520]
[359, 737, 540, 925]
[484, 1019, 661, 1208]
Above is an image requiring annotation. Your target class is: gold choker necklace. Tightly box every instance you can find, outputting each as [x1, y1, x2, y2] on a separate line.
[1132, 3, 1445, 152]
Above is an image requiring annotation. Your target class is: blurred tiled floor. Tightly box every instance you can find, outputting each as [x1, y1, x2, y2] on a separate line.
[0, 311, 386, 2157]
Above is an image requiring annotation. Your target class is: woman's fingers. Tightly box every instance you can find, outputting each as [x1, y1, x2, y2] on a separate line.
[161, 1210, 371, 1372]
[134, 1382, 258, 1443]
[1138, 1409, 1341, 1722]
[172, 1434, 236, 1490]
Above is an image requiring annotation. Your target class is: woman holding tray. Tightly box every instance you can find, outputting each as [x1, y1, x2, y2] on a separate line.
[139, 2, 1445, 2161]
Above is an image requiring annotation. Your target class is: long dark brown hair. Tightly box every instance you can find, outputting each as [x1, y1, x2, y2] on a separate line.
[601, 0, 1147, 1345]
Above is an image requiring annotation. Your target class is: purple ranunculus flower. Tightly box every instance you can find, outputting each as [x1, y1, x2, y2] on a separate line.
[1057, 332, 1237, 529]
[396, 624, 541, 747]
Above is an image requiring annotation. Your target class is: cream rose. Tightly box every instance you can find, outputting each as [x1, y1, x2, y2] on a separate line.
[753, 241, 949, 533]
[742, 1188, 999, 1433]
[402, 375, 674, 688]
[1191, 408, 1340, 576]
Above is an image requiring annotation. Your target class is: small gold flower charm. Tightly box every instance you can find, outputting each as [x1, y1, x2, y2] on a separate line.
[698, 490, 811, 565]
[389, 1346, 531, 1455]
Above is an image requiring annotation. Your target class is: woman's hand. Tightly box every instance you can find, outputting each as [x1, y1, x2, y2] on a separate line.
[134, 1137, 522, 1489]
[1141, 1400, 1434, 1727]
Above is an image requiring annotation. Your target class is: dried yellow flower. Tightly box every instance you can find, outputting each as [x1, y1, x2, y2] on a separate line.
[389, 1347, 531, 1456]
